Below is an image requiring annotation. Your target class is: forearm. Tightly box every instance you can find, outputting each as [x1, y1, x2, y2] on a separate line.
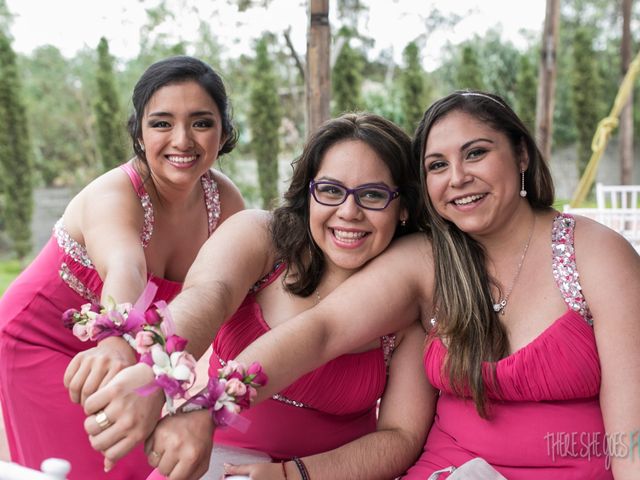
[292, 428, 423, 480]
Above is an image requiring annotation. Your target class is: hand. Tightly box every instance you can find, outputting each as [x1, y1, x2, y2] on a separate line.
[64, 336, 137, 405]
[145, 410, 214, 480]
[82, 363, 165, 471]
[224, 461, 285, 479]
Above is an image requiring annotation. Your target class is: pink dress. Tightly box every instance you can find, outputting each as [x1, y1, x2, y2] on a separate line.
[0, 164, 220, 479]
[212, 263, 396, 459]
[405, 214, 612, 480]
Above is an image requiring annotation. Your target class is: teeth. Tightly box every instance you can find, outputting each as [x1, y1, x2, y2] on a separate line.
[454, 194, 485, 205]
[167, 155, 196, 164]
[333, 229, 367, 241]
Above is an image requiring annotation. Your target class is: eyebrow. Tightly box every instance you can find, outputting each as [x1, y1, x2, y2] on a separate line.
[424, 137, 494, 159]
[316, 176, 392, 187]
[147, 110, 216, 118]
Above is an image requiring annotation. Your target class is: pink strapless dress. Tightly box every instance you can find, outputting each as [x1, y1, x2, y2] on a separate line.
[405, 214, 612, 480]
[0, 164, 220, 479]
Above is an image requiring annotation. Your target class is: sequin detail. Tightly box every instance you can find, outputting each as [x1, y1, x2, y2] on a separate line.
[54, 219, 94, 268]
[272, 393, 311, 409]
[381, 334, 396, 368]
[139, 191, 154, 247]
[551, 213, 593, 325]
[202, 172, 221, 236]
[250, 261, 284, 293]
[59, 262, 100, 303]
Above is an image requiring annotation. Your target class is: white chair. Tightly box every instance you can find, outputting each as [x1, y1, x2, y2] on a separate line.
[595, 183, 640, 210]
[0, 458, 70, 480]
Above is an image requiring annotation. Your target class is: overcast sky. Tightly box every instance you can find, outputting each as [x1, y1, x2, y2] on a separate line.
[5, 0, 546, 70]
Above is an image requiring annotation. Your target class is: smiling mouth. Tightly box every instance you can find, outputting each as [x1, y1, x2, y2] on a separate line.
[452, 194, 486, 206]
[331, 229, 369, 243]
[166, 155, 197, 164]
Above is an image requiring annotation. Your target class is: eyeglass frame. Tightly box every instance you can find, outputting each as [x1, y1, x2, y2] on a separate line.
[309, 179, 400, 211]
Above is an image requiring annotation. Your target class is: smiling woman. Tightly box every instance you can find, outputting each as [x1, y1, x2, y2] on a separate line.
[0, 56, 245, 479]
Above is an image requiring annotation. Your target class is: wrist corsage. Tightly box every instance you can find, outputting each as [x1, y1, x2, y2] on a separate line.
[135, 301, 197, 413]
[182, 360, 268, 432]
[62, 281, 160, 347]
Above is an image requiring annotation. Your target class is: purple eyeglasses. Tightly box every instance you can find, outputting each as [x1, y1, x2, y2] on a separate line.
[309, 180, 400, 211]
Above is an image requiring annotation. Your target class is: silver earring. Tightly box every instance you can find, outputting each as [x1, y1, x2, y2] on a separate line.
[138, 140, 145, 152]
[400, 219, 407, 227]
[520, 170, 527, 197]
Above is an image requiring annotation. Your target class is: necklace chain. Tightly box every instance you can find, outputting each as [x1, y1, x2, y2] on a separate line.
[492, 215, 536, 315]
[314, 289, 321, 305]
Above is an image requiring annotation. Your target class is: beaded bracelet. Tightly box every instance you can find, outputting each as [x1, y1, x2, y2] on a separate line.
[293, 457, 310, 480]
[181, 360, 268, 432]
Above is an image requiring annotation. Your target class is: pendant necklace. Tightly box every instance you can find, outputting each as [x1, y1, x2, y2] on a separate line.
[492, 215, 536, 315]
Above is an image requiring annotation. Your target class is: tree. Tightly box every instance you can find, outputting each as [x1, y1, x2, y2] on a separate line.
[570, 25, 603, 178]
[306, 0, 330, 135]
[331, 32, 364, 116]
[0, 31, 33, 259]
[515, 52, 538, 136]
[249, 36, 282, 209]
[400, 41, 427, 134]
[94, 37, 128, 171]
[456, 44, 485, 91]
[619, 0, 633, 184]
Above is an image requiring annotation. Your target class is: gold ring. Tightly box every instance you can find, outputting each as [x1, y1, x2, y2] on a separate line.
[95, 410, 111, 430]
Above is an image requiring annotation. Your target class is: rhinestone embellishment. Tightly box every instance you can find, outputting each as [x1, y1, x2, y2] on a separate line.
[551, 214, 593, 325]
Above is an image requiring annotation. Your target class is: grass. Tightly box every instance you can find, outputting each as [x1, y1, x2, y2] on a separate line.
[0, 259, 23, 297]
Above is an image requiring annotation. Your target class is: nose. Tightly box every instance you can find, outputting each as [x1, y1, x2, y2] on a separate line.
[173, 124, 194, 150]
[449, 161, 472, 188]
[336, 193, 363, 220]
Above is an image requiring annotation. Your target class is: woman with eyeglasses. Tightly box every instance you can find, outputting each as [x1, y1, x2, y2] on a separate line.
[78, 112, 434, 480]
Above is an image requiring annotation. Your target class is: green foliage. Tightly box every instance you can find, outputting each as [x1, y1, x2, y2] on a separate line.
[570, 25, 603, 177]
[94, 38, 128, 172]
[400, 41, 428, 134]
[515, 52, 538, 135]
[0, 258, 22, 295]
[0, 32, 33, 259]
[249, 36, 282, 209]
[456, 44, 485, 91]
[332, 39, 365, 116]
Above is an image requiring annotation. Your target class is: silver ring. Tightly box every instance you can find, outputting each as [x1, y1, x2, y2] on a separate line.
[95, 410, 111, 430]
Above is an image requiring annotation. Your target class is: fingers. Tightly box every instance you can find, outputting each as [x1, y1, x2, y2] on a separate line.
[80, 363, 112, 405]
[224, 463, 250, 476]
[65, 354, 92, 404]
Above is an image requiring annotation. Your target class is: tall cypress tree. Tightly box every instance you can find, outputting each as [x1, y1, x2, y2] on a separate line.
[0, 31, 33, 259]
[94, 37, 127, 171]
[332, 37, 364, 116]
[515, 53, 538, 136]
[400, 41, 426, 134]
[456, 44, 485, 91]
[570, 25, 601, 178]
[249, 36, 282, 209]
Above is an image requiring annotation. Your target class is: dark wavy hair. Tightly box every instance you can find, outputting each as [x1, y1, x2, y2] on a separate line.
[412, 90, 555, 417]
[272, 112, 426, 296]
[127, 55, 238, 163]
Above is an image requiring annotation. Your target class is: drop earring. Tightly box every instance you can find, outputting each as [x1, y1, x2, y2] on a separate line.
[138, 140, 145, 152]
[520, 170, 527, 198]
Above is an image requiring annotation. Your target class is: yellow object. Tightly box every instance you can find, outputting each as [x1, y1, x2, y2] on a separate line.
[569, 48, 640, 207]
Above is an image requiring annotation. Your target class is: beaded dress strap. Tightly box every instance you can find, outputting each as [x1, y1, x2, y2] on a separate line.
[201, 170, 221, 236]
[551, 213, 593, 325]
[119, 163, 154, 247]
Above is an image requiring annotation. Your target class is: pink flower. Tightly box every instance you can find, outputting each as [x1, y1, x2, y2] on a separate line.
[247, 362, 268, 387]
[225, 378, 247, 397]
[72, 322, 90, 342]
[134, 330, 156, 354]
[165, 335, 187, 354]
[173, 351, 197, 378]
[62, 308, 78, 329]
[144, 308, 163, 326]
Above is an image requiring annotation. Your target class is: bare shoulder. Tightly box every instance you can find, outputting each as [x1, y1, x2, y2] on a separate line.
[64, 165, 139, 230]
[573, 214, 640, 317]
[380, 233, 434, 275]
[573, 214, 639, 267]
[220, 208, 272, 234]
[211, 168, 245, 221]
